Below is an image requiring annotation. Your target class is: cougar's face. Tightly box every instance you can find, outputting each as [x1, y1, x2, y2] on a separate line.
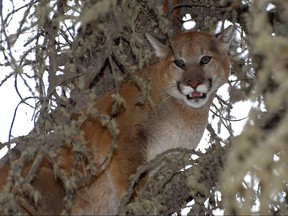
[165, 32, 231, 109]
[147, 26, 235, 109]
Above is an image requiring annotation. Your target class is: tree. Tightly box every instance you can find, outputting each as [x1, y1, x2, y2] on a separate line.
[0, 0, 288, 214]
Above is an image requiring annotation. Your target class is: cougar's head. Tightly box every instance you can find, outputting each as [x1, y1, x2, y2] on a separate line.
[147, 26, 235, 109]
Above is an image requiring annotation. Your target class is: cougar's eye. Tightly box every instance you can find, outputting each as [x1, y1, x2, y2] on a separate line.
[173, 59, 186, 69]
[200, 56, 212, 65]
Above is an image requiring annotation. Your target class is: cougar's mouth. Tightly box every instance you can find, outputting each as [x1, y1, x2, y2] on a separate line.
[186, 92, 207, 100]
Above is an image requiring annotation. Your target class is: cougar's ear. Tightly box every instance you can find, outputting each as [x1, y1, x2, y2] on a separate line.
[216, 25, 236, 51]
[146, 33, 169, 58]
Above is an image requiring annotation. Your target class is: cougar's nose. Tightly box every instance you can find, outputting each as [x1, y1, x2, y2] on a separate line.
[187, 79, 202, 89]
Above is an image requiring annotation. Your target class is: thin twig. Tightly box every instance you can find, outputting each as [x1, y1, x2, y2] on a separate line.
[167, 3, 212, 18]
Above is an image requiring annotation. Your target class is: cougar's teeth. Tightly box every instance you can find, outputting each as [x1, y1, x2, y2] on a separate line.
[187, 92, 206, 100]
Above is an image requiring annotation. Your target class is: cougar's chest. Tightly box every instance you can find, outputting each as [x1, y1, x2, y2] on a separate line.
[145, 116, 206, 162]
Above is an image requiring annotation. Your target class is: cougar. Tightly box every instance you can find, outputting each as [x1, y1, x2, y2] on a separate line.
[0, 25, 235, 214]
